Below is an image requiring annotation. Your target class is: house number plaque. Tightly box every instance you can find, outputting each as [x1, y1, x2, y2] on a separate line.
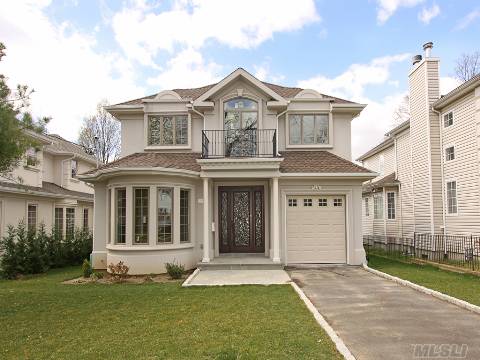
[311, 185, 322, 190]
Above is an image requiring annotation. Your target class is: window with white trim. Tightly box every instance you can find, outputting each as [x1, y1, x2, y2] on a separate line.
[26, 148, 37, 167]
[374, 193, 384, 219]
[443, 112, 453, 127]
[180, 189, 190, 243]
[288, 199, 297, 207]
[83, 208, 89, 230]
[318, 198, 327, 207]
[446, 181, 457, 214]
[333, 198, 343, 207]
[148, 115, 188, 146]
[157, 187, 173, 244]
[71, 160, 78, 178]
[387, 192, 395, 220]
[115, 188, 126, 244]
[54, 208, 63, 235]
[365, 198, 370, 217]
[445, 146, 455, 161]
[27, 204, 37, 232]
[134, 187, 149, 244]
[66, 208, 75, 238]
[289, 114, 329, 145]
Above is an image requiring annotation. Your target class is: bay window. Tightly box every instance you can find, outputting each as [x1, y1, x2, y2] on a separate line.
[289, 114, 329, 145]
[116, 188, 126, 244]
[148, 115, 188, 146]
[66, 208, 75, 238]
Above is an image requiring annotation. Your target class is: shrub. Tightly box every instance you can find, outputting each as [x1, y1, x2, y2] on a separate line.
[0, 221, 93, 279]
[107, 261, 129, 282]
[82, 259, 92, 278]
[165, 261, 185, 279]
[92, 271, 104, 280]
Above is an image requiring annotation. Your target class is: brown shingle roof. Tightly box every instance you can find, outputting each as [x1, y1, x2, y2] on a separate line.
[362, 172, 399, 194]
[82, 151, 372, 177]
[279, 151, 372, 174]
[0, 181, 93, 200]
[45, 134, 97, 162]
[115, 80, 355, 105]
[82, 152, 202, 175]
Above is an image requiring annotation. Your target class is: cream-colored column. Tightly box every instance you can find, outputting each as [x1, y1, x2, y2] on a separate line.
[272, 177, 280, 263]
[202, 177, 210, 263]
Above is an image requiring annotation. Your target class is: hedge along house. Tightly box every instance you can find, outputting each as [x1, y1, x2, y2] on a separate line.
[79, 68, 376, 274]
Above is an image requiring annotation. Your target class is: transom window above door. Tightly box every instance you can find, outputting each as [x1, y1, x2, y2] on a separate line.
[224, 97, 258, 130]
[148, 115, 188, 146]
[289, 114, 329, 145]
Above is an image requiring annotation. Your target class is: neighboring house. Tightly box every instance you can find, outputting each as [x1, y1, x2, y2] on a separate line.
[358, 42, 480, 238]
[79, 68, 376, 274]
[0, 132, 96, 238]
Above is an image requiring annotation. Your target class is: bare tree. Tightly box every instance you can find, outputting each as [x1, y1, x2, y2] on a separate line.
[78, 101, 120, 165]
[392, 94, 410, 126]
[454, 52, 480, 82]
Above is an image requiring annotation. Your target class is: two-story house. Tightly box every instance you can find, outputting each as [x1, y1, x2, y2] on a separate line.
[80, 68, 376, 274]
[359, 42, 480, 239]
[0, 132, 96, 238]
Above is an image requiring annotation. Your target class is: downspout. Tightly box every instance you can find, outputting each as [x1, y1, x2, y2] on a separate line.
[190, 101, 205, 130]
[276, 107, 288, 157]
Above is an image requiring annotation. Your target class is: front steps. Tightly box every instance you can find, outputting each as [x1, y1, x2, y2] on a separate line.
[197, 254, 284, 270]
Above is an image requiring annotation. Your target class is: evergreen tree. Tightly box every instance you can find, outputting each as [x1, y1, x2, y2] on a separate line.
[0, 225, 19, 279]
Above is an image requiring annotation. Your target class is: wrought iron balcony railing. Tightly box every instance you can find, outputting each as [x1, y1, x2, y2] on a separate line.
[201, 129, 277, 159]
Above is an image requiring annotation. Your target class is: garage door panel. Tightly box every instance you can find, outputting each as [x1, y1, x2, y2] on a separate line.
[286, 195, 346, 264]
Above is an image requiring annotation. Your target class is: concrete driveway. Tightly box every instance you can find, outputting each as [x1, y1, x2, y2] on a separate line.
[288, 266, 480, 360]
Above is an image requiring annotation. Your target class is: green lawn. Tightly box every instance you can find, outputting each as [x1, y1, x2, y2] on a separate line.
[368, 254, 480, 306]
[0, 267, 341, 360]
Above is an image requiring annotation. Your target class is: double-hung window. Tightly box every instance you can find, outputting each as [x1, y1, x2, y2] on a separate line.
[71, 160, 78, 178]
[134, 188, 149, 244]
[26, 148, 37, 167]
[66, 208, 75, 238]
[445, 146, 455, 161]
[180, 189, 190, 243]
[374, 193, 384, 219]
[289, 114, 329, 145]
[27, 204, 37, 232]
[83, 208, 89, 230]
[55, 208, 63, 235]
[443, 112, 453, 127]
[148, 115, 188, 146]
[446, 181, 457, 214]
[365, 198, 370, 217]
[115, 188, 126, 244]
[387, 192, 395, 220]
[157, 188, 173, 244]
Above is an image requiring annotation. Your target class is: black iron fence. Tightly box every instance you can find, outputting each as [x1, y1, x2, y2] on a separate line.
[363, 233, 480, 271]
[201, 129, 277, 158]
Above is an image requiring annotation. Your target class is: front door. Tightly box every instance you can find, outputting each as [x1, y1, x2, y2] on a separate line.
[219, 186, 265, 253]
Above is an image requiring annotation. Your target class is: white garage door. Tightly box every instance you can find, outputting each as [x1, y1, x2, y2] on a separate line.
[287, 195, 346, 264]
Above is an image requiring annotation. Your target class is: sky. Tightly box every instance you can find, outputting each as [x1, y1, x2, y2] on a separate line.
[1, 0, 479, 159]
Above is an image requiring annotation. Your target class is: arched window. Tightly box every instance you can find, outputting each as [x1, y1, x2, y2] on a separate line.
[224, 97, 258, 130]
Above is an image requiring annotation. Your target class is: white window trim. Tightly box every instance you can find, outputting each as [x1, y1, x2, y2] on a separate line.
[156, 186, 174, 245]
[285, 110, 334, 149]
[373, 193, 384, 220]
[364, 197, 370, 217]
[26, 203, 38, 230]
[144, 112, 192, 150]
[444, 143, 456, 162]
[442, 110, 454, 129]
[445, 179, 458, 216]
[386, 191, 396, 220]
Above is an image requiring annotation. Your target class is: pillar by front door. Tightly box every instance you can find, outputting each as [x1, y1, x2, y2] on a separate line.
[218, 186, 265, 253]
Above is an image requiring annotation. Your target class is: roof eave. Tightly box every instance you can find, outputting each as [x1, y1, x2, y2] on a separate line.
[433, 77, 480, 109]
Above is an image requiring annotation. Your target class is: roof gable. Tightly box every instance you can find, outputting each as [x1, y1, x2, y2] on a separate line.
[194, 68, 287, 105]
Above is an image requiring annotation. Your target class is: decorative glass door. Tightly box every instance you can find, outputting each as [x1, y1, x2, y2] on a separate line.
[223, 97, 258, 157]
[219, 186, 264, 253]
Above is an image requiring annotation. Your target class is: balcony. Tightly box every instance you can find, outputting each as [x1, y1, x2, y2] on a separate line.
[201, 129, 277, 159]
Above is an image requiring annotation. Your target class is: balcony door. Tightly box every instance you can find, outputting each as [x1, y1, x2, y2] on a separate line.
[223, 97, 258, 157]
[219, 186, 265, 253]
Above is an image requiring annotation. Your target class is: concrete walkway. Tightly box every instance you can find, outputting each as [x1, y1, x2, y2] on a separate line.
[186, 269, 291, 286]
[288, 266, 480, 360]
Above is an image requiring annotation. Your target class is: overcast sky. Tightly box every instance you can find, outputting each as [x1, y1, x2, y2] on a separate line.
[1, 0, 479, 158]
